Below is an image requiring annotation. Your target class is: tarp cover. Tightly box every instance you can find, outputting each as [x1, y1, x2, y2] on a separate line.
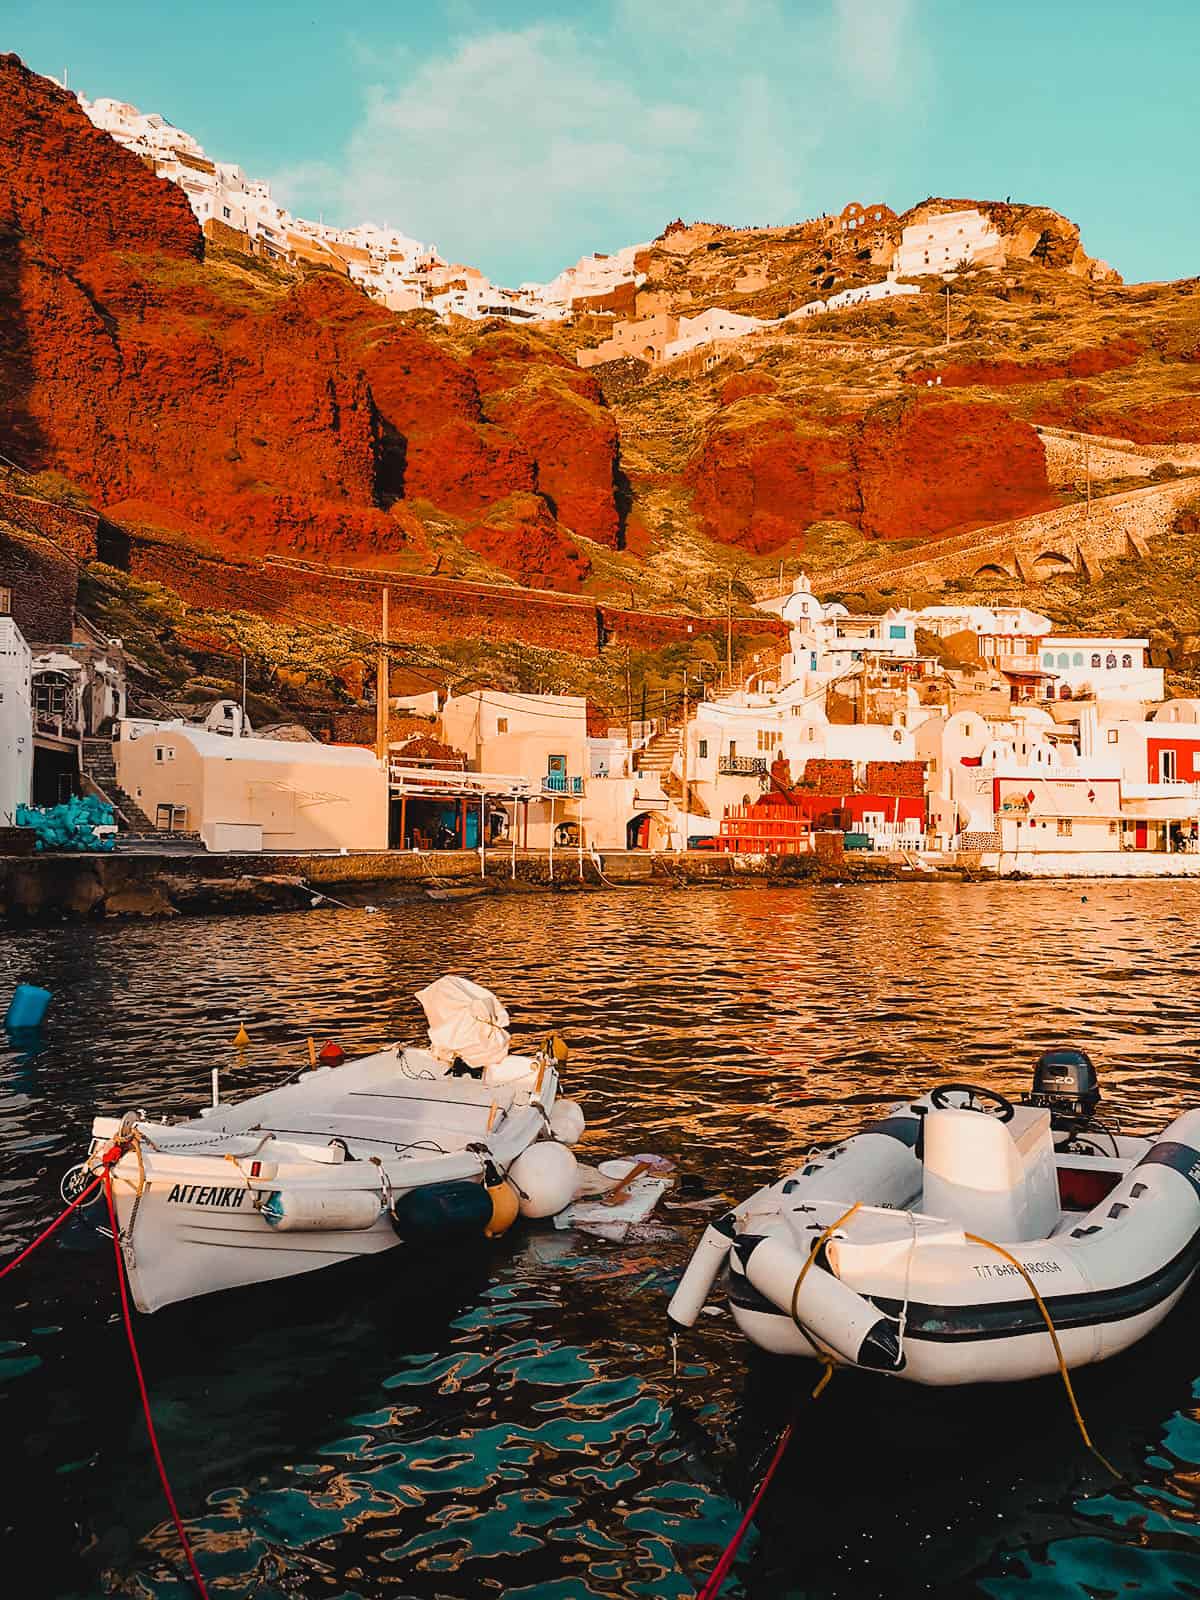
[416, 975, 511, 1068]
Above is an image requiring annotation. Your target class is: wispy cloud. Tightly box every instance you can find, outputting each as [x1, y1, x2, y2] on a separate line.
[276, 2, 925, 281]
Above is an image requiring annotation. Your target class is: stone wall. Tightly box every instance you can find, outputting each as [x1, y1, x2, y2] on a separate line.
[0, 522, 78, 641]
[125, 537, 788, 660]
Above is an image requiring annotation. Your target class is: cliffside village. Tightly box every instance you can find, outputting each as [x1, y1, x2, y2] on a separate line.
[4, 571, 1200, 878]
[72, 91, 1039, 370]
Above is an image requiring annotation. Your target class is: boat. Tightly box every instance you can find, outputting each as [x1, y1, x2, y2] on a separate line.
[669, 1050, 1200, 1385]
[65, 977, 586, 1313]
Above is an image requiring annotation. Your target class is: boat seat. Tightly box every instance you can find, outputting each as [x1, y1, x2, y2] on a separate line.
[922, 1104, 1058, 1242]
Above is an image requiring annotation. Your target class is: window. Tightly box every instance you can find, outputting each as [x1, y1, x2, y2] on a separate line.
[0, 586, 10, 615]
[154, 746, 175, 763]
[1107, 729, 1118, 744]
[757, 730, 781, 753]
[1122, 653, 1133, 669]
[1161, 750, 1178, 781]
[1057, 819, 1073, 837]
[1042, 653, 1054, 669]
[1106, 653, 1117, 670]
[1091, 654, 1102, 669]
[728, 741, 736, 759]
[1073, 653, 1084, 667]
[1057, 653, 1070, 669]
[698, 739, 708, 759]
[889, 625, 907, 640]
[496, 717, 508, 734]
[222, 206, 231, 219]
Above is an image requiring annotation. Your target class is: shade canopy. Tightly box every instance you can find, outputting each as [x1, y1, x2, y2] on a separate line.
[416, 975, 511, 1068]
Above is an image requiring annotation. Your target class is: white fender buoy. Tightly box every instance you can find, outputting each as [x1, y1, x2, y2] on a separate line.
[509, 1142, 579, 1219]
[262, 1189, 381, 1232]
[668, 1214, 736, 1328]
[549, 1099, 585, 1146]
[738, 1234, 901, 1370]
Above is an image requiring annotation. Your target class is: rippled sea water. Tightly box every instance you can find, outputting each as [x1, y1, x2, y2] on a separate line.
[3, 882, 1200, 1598]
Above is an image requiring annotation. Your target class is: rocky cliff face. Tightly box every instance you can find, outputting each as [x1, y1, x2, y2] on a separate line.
[688, 392, 1055, 549]
[0, 55, 623, 584]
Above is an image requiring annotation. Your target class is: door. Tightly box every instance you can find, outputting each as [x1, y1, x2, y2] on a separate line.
[1161, 749, 1178, 782]
[1135, 821, 1148, 850]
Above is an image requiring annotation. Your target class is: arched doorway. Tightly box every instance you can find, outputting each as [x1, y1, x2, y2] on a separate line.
[627, 812, 652, 849]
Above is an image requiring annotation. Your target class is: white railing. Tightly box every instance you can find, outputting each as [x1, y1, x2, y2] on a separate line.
[388, 763, 533, 798]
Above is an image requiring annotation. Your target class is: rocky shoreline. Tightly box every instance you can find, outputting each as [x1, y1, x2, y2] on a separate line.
[0, 848, 979, 925]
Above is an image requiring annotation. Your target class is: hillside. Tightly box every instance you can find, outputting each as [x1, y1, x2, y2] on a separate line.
[4, 51, 1200, 721]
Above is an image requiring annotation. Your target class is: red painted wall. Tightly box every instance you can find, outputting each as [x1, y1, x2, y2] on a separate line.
[1147, 737, 1200, 783]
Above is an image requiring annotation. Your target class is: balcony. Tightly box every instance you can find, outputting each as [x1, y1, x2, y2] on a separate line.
[542, 773, 584, 796]
[718, 755, 768, 776]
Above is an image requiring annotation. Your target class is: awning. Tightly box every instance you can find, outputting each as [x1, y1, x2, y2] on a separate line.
[32, 652, 82, 674]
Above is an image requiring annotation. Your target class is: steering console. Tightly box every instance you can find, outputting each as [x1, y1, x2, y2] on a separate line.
[929, 1082, 1015, 1123]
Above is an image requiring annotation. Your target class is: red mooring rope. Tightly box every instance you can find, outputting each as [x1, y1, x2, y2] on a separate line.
[102, 1172, 210, 1598]
[0, 1173, 103, 1280]
[696, 1420, 794, 1600]
[0, 1157, 209, 1597]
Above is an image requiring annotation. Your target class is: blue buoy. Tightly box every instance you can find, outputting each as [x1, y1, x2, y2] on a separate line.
[4, 984, 53, 1031]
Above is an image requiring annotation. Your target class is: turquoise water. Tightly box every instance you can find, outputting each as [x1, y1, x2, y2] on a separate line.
[3, 882, 1200, 1596]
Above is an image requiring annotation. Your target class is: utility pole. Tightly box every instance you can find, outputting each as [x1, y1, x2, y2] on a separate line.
[624, 653, 634, 770]
[680, 667, 689, 852]
[860, 652, 869, 725]
[726, 573, 734, 682]
[375, 586, 390, 763]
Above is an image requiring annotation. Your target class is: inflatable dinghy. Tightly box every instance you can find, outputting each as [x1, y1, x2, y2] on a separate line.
[669, 1051, 1200, 1385]
[65, 978, 585, 1313]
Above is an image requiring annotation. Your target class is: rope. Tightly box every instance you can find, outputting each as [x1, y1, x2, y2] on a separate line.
[695, 1421, 794, 1600]
[694, 1202, 864, 1599]
[788, 1200, 863, 1353]
[965, 1231, 1121, 1483]
[0, 1173, 103, 1278]
[103, 1172, 210, 1598]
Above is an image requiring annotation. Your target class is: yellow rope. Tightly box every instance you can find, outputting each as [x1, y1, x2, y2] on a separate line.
[789, 1201, 863, 1396]
[966, 1231, 1122, 1482]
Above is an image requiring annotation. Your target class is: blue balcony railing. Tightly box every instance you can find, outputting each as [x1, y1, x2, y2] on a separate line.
[543, 773, 584, 795]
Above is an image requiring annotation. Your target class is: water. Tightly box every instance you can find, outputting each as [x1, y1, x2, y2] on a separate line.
[3, 882, 1200, 1597]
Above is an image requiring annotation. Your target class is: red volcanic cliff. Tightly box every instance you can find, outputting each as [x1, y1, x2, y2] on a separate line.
[0, 56, 624, 585]
[853, 395, 1056, 540]
[0, 53, 200, 267]
[688, 393, 1055, 550]
[906, 337, 1143, 389]
[688, 402, 858, 552]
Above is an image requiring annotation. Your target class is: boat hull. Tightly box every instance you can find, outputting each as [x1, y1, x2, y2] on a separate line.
[671, 1100, 1200, 1386]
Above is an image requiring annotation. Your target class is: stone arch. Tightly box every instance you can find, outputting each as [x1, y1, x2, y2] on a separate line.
[973, 562, 1013, 583]
[1030, 549, 1075, 579]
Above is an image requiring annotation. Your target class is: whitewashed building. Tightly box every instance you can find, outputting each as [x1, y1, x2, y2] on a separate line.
[893, 208, 1006, 277]
[0, 614, 33, 825]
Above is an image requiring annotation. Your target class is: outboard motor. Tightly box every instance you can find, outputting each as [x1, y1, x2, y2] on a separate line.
[1025, 1048, 1100, 1132]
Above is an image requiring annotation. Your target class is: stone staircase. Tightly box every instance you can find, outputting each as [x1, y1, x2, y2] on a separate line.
[81, 738, 202, 848]
[636, 724, 683, 775]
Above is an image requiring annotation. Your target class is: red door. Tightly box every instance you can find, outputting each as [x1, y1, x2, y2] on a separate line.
[1135, 821, 1148, 850]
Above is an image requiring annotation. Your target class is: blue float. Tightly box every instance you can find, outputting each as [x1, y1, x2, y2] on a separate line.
[4, 984, 53, 1030]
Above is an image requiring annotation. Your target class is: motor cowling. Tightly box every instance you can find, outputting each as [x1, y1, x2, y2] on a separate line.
[1026, 1048, 1100, 1129]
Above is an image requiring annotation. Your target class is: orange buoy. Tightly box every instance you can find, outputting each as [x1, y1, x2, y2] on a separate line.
[317, 1039, 346, 1066]
[484, 1176, 520, 1238]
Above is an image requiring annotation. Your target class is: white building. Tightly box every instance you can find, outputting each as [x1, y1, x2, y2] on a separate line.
[0, 615, 33, 825]
[893, 208, 1006, 277]
[1037, 637, 1163, 707]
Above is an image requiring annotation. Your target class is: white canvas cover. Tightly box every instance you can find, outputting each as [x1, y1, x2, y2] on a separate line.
[416, 975, 511, 1068]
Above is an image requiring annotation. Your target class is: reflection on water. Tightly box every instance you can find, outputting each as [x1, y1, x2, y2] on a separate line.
[3, 882, 1200, 1596]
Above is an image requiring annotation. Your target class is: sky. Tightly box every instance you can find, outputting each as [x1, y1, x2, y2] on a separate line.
[8, 0, 1199, 285]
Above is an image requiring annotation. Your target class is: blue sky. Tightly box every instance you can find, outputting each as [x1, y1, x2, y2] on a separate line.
[8, 0, 1199, 285]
